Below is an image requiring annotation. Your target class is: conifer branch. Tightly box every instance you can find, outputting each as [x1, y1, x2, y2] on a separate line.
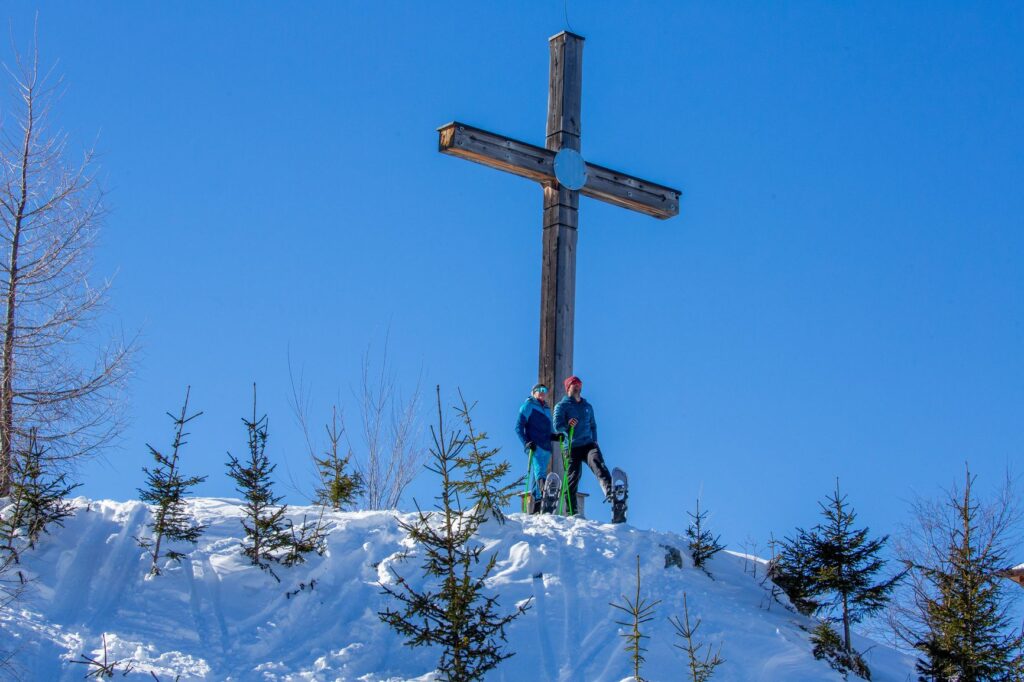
[225, 384, 303, 580]
[671, 592, 724, 682]
[451, 389, 519, 525]
[136, 386, 207, 575]
[686, 498, 725, 575]
[312, 405, 364, 510]
[378, 386, 529, 680]
[610, 554, 661, 681]
[0, 427, 78, 565]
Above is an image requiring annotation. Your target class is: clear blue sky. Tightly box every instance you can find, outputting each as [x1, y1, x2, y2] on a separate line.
[7, 2, 1023, 551]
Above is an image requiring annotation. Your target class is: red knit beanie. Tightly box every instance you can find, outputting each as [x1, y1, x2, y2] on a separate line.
[563, 375, 582, 393]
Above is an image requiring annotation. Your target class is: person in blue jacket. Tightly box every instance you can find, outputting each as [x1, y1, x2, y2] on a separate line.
[553, 375, 613, 516]
[515, 383, 558, 513]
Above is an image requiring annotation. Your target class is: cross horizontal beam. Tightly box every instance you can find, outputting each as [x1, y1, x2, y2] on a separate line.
[438, 122, 681, 219]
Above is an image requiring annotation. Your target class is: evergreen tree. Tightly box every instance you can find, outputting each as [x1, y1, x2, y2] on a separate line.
[770, 526, 822, 617]
[671, 592, 725, 682]
[312, 406, 364, 510]
[451, 391, 519, 525]
[774, 481, 901, 679]
[0, 429, 79, 563]
[807, 481, 901, 654]
[379, 386, 529, 681]
[893, 466, 1024, 681]
[226, 386, 291, 577]
[280, 513, 327, 567]
[686, 498, 725, 573]
[610, 554, 661, 682]
[137, 387, 208, 575]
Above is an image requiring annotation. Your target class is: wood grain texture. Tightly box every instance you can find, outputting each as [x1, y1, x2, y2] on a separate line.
[581, 162, 680, 219]
[538, 186, 578, 408]
[438, 123, 679, 218]
[546, 32, 583, 152]
[437, 122, 553, 183]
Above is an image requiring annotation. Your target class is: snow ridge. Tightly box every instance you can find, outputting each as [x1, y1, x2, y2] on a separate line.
[1, 498, 916, 680]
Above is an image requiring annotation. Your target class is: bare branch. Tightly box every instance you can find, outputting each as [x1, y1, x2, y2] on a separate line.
[353, 340, 424, 510]
[0, 34, 135, 494]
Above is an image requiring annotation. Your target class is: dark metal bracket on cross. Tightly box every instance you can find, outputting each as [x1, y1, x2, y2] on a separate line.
[437, 31, 680, 408]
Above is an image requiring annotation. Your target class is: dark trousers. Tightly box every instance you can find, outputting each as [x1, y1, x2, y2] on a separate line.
[565, 443, 612, 514]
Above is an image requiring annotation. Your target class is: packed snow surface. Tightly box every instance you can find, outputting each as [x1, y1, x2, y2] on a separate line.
[2, 498, 916, 680]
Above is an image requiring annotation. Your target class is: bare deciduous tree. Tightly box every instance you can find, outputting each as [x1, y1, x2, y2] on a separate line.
[287, 340, 422, 511]
[0, 37, 133, 495]
[353, 345, 423, 510]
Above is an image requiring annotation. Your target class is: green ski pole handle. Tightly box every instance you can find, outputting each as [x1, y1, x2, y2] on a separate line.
[559, 425, 575, 515]
[522, 447, 535, 513]
[564, 426, 575, 515]
[561, 425, 569, 509]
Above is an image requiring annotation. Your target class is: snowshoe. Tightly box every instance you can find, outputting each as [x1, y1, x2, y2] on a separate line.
[610, 467, 628, 524]
[541, 472, 561, 514]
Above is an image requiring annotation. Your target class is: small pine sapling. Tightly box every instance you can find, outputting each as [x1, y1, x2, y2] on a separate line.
[70, 633, 135, 678]
[312, 406, 364, 510]
[760, 533, 785, 610]
[610, 555, 661, 682]
[226, 386, 291, 578]
[17, 431, 80, 549]
[685, 498, 725, 575]
[280, 512, 328, 568]
[379, 386, 529, 680]
[0, 429, 79, 563]
[671, 592, 725, 682]
[810, 621, 870, 680]
[137, 387, 208, 576]
[452, 390, 519, 525]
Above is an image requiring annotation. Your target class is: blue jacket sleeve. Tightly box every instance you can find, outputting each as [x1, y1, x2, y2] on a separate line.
[553, 400, 568, 436]
[514, 404, 529, 446]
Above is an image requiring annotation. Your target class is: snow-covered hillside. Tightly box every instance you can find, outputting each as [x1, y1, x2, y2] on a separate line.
[2, 498, 916, 680]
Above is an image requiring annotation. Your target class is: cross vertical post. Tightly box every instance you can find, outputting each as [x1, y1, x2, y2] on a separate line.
[539, 31, 584, 404]
[435, 30, 681, 510]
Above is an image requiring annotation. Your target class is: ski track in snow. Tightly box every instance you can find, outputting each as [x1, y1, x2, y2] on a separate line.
[51, 503, 112, 623]
[93, 503, 148, 624]
[1, 497, 919, 681]
[189, 553, 231, 658]
[556, 522, 577, 681]
[529, 564, 557, 680]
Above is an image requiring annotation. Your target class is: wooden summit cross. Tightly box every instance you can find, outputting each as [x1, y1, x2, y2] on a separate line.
[438, 31, 680, 410]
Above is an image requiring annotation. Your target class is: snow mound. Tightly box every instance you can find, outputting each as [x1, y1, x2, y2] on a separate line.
[1, 498, 916, 680]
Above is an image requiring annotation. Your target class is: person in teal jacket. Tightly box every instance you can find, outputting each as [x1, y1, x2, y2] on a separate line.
[515, 383, 558, 512]
[553, 375, 613, 516]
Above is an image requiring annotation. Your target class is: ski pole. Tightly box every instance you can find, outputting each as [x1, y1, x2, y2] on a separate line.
[522, 446, 535, 513]
[559, 425, 575, 516]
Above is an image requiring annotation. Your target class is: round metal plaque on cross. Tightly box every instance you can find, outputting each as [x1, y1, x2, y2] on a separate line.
[553, 148, 588, 190]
